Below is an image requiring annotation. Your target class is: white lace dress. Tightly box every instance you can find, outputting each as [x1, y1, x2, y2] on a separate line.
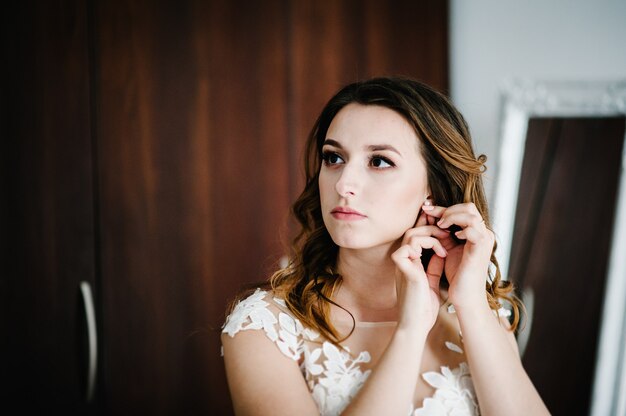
[222, 289, 511, 416]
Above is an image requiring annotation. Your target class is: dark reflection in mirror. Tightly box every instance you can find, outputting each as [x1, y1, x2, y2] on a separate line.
[509, 115, 624, 415]
[493, 80, 626, 416]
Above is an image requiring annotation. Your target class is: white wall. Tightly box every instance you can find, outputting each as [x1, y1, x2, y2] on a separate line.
[450, 0, 626, 202]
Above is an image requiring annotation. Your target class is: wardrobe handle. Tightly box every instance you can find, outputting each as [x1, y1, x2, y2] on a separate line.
[79, 281, 97, 403]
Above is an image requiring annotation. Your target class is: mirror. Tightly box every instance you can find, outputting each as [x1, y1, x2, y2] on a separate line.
[492, 79, 626, 416]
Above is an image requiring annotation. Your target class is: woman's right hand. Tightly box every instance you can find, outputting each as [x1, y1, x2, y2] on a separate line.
[391, 211, 449, 334]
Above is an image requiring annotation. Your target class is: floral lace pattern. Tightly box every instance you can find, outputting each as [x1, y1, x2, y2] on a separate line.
[222, 289, 481, 415]
[308, 343, 372, 415]
[415, 363, 478, 416]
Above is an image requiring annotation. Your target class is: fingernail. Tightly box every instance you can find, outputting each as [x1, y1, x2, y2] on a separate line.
[422, 204, 434, 211]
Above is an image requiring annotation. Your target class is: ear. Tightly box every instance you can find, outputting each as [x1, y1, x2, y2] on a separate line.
[415, 193, 433, 226]
[424, 191, 433, 206]
[421, 193, 436, 226]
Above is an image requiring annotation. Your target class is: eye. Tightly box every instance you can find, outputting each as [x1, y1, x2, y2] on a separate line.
[321, 151, 344, 166]
[370, 155, 395, 169]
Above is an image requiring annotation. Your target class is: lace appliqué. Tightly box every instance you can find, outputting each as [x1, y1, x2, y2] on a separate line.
[223, 289, 371, 415]
[222, 289, 319, 360]
[222, 289, 481, 416]
[222, 289, 278, 340]
[414, 363, 479, 416]
[307, 343, 372, 416]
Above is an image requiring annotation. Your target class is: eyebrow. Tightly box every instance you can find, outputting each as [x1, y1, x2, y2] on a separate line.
[322, 139, 402, 157]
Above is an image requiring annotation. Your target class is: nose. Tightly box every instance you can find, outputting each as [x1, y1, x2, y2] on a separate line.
[335, 163, 360, 197]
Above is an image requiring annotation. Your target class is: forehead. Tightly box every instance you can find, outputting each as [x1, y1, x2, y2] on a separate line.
[326, 103, 421, 155]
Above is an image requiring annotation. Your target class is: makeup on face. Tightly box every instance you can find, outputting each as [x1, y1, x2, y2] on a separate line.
[318, 104, 429, 250]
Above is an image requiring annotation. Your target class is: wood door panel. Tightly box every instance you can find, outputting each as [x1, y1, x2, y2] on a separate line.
[2, 1, 448, 413]
[95, 1, 290, 413]
[288, 0, 448, 205]
[1, 1, 96, 411]
[362, 0, 448, 87]
[95, 1, 447, 413]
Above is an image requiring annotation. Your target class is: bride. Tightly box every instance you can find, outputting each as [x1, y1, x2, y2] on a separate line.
[221, 76, 550, 416]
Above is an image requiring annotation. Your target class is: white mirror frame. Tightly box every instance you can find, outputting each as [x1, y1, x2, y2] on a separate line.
[491, 79, 626, 416]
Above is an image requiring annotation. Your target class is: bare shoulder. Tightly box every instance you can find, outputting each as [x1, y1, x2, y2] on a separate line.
[221, 330, 318, 415]
[222, 289, 281, 339]
[221, 288, 320, 415]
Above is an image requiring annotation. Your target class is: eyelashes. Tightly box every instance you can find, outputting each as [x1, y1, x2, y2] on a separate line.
[320, 150, 396, 169]
[369, 155, 394, 168]
[321, 151, 343, 165]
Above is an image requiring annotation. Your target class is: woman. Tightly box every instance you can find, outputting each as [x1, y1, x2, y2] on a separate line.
[221, 77, 550, 415]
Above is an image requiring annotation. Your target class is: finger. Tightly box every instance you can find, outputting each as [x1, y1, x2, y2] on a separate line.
[407, 236, 448, 258]
[421, 204, 447, 219]
[392, 243, 423, 261]
[391, 245, 425, 281]
[455, 226, 494, 246]
[435, 202, 482, 228]
[421, 204, 450, 227]
[415, 210, 428, 227]
[404, 225, 451, 239]
[425, 253, 444, 293]
[437, 202, 480, 217]
[437, 211, 485, 230]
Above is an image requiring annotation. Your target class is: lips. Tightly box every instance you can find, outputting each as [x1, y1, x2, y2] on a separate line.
[331, 206, 366, 220]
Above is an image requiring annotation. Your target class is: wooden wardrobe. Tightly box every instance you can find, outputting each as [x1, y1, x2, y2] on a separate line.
[1, 1, 448, 413]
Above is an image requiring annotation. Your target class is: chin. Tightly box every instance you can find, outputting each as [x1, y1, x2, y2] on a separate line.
[329, 233, 398, 251]
[329, 235, 361, 249]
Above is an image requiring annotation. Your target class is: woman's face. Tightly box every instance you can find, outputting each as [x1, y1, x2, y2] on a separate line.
[319, 103, 430, 250]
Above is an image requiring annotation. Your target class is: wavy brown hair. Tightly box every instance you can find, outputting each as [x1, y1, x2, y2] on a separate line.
[267, 76, 523, 344]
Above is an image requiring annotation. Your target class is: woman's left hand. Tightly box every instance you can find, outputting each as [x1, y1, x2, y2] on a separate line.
[422, 202, 495, 309]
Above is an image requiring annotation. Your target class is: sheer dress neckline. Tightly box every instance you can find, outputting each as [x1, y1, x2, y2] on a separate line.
[334, 320, 398, 328]
[220, 288, 511, 415]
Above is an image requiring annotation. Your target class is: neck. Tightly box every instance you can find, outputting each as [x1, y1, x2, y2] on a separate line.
[333, 241, 401, 322]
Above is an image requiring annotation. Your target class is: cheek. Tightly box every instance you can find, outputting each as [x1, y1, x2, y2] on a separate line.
[318, 175, 331, 204]
[395, 199, 421, 229]
[375, 186, 423, 235]
[387, 179, 425, 211]
[399, 180, 428, 221]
